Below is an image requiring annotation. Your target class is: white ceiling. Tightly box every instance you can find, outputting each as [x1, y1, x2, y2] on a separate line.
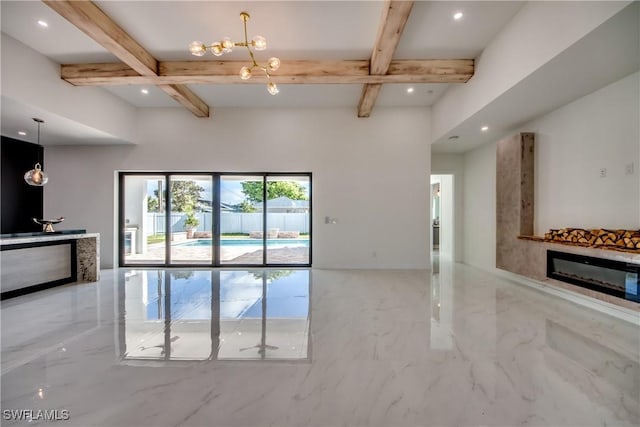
[5, 1, 634, 153]
[432, 1, 640, 153]
[0, 0, 523, 111]
[1, 96, 130, 145]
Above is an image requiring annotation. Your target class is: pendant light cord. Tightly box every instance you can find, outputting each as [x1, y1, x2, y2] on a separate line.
[37, 120, 41, 165]
[33, 117, 44, 166]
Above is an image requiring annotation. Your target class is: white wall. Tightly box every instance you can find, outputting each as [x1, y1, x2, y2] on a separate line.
[1, 34, 137, 143]
[431, 153, 464, 262]
[462, 141, 497, 271]
[527, 71, 640, 233]
[431, 1, 631, 143]
[44, 107, 431, 269]
[461, 72, 639, 272]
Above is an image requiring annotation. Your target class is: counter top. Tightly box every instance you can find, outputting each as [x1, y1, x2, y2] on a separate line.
[0, 232, 99, 246]
[0, 229, 86, 238]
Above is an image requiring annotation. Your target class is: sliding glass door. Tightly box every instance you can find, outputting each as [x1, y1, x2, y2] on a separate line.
[121, 174, 167, 265]
[169, 175, 214, 265]
[220, 175, 264, 265]
[266, 175, 310, 265]
[120, 172, 311, 267]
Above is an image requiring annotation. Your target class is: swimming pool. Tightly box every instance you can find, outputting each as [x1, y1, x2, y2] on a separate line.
[175, 238, 309, 248]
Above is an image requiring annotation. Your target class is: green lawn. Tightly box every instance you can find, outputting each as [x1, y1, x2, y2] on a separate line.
[147, 234, 165, 245]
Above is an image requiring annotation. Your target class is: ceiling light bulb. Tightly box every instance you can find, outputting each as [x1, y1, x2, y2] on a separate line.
[253, 36, 267, 51]
[141, 88, 149, 95]
[189, 41, 206, 56]
[240, 66, 252, 80]
[18, 131, 26, 136]
[211, 42, 223, 56]
[37, 20, 48, 27]
[481, 126, 489, 132]
[407, 87, 414, 94]
[267, 57, 280, 71]
[222, 37, 234, 53]
[267, 81, 279, 95]
[453, 12, 463, 20]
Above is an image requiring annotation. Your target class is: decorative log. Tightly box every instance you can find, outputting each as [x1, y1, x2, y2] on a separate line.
[543, 228, 639, 251]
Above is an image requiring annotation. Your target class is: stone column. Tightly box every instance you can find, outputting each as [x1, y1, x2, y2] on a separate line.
[496, 133, 542, 274]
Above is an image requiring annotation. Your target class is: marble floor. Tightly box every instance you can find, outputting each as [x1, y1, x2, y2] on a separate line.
[1, 259, 639, 426]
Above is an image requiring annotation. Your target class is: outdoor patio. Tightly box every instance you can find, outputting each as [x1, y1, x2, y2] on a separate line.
[125, 242, 309, 264]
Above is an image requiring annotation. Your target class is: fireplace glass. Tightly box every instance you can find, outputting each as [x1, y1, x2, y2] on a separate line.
[547, 250, 639, 302]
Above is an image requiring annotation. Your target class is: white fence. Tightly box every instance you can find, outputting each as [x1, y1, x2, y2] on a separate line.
[145, 212, 310, 235]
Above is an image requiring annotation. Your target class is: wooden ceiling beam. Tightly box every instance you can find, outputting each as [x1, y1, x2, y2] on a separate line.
[61, 59, 473, 85]
[358, 0, 414, 118]
[357, 84, 382, 119]
[43, 0, 210, 117]
[370, 1, 415, 75]
[159, 84, 210, 118]
[45, 0, 473, 118]
[43, 0, 157, 76]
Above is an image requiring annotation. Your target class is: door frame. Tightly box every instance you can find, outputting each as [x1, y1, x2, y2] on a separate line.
[118, 171, 312, 268]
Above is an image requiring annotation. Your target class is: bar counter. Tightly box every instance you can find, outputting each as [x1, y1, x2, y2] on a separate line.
[0, 231, 100, 299]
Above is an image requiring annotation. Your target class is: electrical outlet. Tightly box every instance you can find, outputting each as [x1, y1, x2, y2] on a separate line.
[626, 162, 635, 175]
[324, 216, 338, 224]
[600, 168, 607, 178]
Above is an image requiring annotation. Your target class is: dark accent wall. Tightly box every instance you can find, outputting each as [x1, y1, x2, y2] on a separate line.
[1, 136, 44, 233]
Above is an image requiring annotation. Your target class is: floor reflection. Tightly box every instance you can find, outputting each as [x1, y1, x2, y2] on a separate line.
[119, 269, 310, 362]
[430, 249, 454, 350]
[2, 264, 638, 426]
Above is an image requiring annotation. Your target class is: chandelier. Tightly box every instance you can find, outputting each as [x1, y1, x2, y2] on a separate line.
[24, 118, 49, 186]
[189, 12, 280, 95]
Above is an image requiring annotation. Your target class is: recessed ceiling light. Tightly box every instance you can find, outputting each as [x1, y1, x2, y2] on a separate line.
[141, 88, 149, 95]
[453, 12, 463, 21]
[481, 126, 489, 132]
[406, 87, 414, 94]
[37, 20, 48, 28]
[18, 131, 27, 136]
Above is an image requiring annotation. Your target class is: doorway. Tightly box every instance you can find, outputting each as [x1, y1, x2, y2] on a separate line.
[430, 174, 454, 259]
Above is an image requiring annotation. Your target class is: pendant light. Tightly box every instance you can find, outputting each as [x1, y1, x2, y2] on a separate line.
[24, 118, 49, 186]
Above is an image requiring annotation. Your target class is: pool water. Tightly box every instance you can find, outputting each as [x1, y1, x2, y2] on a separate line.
[176, 238, 309, 248]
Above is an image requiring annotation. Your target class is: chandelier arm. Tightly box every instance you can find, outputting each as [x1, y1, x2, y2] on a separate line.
[241, 17, 260, 68]
[243, 15, 249, 46]
[246, 47, 260, 68]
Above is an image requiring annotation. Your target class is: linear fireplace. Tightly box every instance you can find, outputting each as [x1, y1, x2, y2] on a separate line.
[547, 250, 640, 303]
